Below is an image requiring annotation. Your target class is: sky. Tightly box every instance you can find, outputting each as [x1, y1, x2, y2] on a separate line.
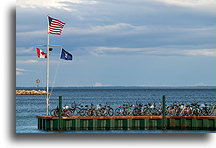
[16, 0, 216, 87]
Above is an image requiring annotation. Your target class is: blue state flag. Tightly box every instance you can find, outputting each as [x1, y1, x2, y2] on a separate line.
[60, 48, 73, 60]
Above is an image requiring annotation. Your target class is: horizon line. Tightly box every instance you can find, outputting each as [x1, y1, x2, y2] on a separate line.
[16, 85, 216, 88]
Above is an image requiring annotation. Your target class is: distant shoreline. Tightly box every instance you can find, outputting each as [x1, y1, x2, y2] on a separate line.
[16, 90, 50, 95]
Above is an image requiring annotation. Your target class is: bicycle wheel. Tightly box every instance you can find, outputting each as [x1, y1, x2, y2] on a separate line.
[87, 109, 96, 116]
[208, 109, 213, 116]
[108, 108, 114, 116]
[100, 108, 106, 116]
[126, 109, 132, 116]
[95, 109, 101, 116]
[86, 109, 91, 116]
[80, 109, 86, 116]
[145, 109, 151, 116]
[50, 109, 56, 116]
[65, 109, 73, 116]
[132, 109, 138, 116]
[70, 109, 75, 116]
[115, 108, 121, 116]
[54, 110, 59, 116]
[92, 109, 97, 116]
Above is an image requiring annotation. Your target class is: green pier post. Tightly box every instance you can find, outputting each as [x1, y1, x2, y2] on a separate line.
[162, 95, 166, 130]
[58, 96, 63, 130]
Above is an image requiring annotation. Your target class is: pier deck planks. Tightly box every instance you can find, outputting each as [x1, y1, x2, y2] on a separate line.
[37, 115, 216, 131]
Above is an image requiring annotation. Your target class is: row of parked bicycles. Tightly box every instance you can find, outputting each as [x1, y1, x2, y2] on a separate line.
[50, 102, 216, 117]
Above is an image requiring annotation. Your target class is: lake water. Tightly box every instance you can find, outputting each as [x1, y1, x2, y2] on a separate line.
[16, 87, 216, 133]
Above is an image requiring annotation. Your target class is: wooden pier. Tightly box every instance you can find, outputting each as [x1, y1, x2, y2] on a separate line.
[37, 96, 216, 131]
[37, 115, 216, 131]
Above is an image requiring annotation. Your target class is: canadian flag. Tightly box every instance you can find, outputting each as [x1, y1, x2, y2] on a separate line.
[36, 48, 47, 58]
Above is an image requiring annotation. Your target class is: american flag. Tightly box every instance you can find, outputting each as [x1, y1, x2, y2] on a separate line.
[48, 16, 65, 35]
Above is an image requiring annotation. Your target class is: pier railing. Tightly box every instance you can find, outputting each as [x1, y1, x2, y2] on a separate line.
[49, 96, 216, 117]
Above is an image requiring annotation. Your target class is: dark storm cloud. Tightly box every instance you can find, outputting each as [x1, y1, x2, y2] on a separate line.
[16, 0, 215, 56]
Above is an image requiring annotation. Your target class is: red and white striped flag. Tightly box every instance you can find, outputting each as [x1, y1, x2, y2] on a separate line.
[36, 48, 47, 58]
[48, 16, 65, 35]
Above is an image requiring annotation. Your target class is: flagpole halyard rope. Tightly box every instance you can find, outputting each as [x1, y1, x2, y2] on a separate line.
[49, 57, 61, 98]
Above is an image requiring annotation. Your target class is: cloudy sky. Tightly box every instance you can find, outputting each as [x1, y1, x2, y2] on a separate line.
[16, 0, 216, 87]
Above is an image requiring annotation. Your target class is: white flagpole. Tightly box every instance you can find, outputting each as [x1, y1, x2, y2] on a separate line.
[46, 16, 50, 115]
